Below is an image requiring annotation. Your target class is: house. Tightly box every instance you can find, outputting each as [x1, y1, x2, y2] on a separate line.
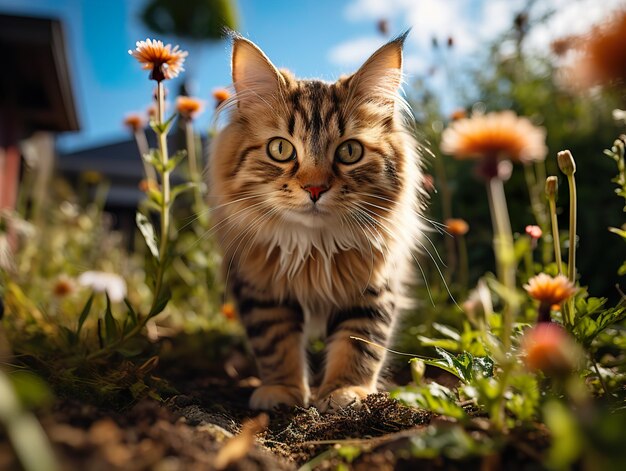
[0, 13, 79, 211]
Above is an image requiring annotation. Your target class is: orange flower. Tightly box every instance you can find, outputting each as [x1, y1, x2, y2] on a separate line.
[53, 275, 75, 297]
[440, 111, 547, 164]
[525, 225, 542, 239]
[138, 179, 159, 193]
[176, 96, 204, 120]
[522, 323, 581, 377]
[449, 108, 467, 121]
[128, 38, 188, 82]
[221, 303, 237, 321]
[524, 273, 576, 306]
[445, 218, 469, 236]
[565, 10, 626, 89]
[212, 88, 231, 108]
[123, 113, 144, 132]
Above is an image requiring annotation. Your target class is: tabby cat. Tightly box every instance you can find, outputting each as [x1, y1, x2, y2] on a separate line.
[209, 32, 425, 411]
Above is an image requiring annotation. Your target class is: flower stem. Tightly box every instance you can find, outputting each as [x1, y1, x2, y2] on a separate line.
[565, 173, 577, 324]
[486, 176, 517, 350]
[547, 192, 563, 275]
[524, 164, 550, 263]
[133, 129, 157, 183]
[152, 81, 170, 309]
[183, 119, 206, 224]
[86, 82, 172, 362]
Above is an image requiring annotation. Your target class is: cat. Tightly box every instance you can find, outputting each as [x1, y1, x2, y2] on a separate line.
[208, 31, 425, 412]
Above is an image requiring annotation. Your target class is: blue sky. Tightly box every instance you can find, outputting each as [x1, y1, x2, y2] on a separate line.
[0, 0, 622, 151]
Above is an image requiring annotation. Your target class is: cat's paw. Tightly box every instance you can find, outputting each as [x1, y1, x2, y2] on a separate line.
[249, 384, 309, 410]
[315, 386, 372, 413]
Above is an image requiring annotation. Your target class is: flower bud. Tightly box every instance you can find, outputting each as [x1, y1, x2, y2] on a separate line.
[522, 323, 582, 377]
[557, 150, 576, 176]
[545, 176, 558, 198]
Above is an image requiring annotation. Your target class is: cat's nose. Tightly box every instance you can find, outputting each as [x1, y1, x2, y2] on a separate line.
[303, 185, 329, 203]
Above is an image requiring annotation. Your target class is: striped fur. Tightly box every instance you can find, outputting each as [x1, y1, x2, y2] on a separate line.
[209, 32, 425, 411]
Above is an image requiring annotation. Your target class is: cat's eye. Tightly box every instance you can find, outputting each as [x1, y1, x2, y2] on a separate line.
[335, 140, 364, 164]
[267, 137, 296, 162]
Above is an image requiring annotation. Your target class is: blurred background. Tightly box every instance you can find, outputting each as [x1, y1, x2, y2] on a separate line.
[0, 0, 624, 299]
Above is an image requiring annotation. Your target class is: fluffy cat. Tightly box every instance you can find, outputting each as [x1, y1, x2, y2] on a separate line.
[208, 32, 425, 411]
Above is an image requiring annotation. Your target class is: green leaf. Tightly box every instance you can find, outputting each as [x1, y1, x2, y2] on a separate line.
[147, 188, 163, 206]
[75, 293, 95, 336]
[9, 371, 54, 409]
[513, 236, 531, 263]
[124, 298, 138, 326]
[136, 212, 159, 259]
[165, 150, 188, 172]
[336, 445, 361, 463]
[150, 112, 178, 134]
[142, 149, 163, 172]
[544, 400, 583, 470]
[171, 182, 197, 201]
[104, 293, 118, 341]
[391, 383, 467, 420]
[420, 348, 494, 383]
[148, 289, 171, 318]
[472, 356, 494, 378]
[60, 326, 78, 347]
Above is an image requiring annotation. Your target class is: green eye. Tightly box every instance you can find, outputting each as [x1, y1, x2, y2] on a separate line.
[335, 140, 364, 164]
[267, 137, 296, 162]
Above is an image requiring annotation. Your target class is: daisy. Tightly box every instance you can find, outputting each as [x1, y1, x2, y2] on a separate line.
[78, 271, 127, 303]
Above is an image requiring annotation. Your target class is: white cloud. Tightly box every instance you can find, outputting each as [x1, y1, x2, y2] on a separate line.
[525, 0, 626, 51]
[328, 36, 385, 69]
[330, 0, 626, 110]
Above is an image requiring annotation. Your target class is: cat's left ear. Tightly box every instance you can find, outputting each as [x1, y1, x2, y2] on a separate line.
[350, 30, 408, 99]
[231, 35, 285, 103]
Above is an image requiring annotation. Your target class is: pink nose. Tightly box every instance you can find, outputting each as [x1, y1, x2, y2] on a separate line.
[303, 185, 329, 202]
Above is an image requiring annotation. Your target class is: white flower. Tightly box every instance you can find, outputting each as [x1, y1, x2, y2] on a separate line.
[78, 271, 127, 303]
[612, 109, 626, 123]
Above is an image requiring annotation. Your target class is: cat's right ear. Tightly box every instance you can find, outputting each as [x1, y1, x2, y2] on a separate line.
[232, 36, 284, 103]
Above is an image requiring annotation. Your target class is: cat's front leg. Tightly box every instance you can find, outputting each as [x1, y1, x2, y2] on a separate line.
[316, 293, 395, 412]
[235, 284, 309, 410]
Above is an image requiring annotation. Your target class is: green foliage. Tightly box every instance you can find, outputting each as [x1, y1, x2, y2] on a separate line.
[392, 382, 467, 420]
[571, 294, 626, 347]
[418, 348, 494, 383]
[409, 425, 495, 460]
[141, 0, 238, 41]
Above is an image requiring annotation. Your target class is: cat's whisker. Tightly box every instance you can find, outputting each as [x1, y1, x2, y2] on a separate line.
[357, 199, 447, 269]
[352, 203, 443, 307]
[357, 192, 449, 235]
[223, 205, 281, 298]
[178, 191, 267, 230]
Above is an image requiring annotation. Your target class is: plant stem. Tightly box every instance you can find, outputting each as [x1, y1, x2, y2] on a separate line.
[565, 173, 577, 324]
[133, 129, 157, 183]
[153, 81, 170, 306]
[183, 118, 206, 223]
[547, 195, 563, 275]
[486, 176, 517, 350]
[86, 82, 172, 362]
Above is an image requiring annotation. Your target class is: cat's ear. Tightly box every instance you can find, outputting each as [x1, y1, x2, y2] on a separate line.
[231, 36, 284, 102]
[350, 30, 408, 99]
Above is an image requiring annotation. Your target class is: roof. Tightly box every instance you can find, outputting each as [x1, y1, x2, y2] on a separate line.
[0, 13, 80, 138]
